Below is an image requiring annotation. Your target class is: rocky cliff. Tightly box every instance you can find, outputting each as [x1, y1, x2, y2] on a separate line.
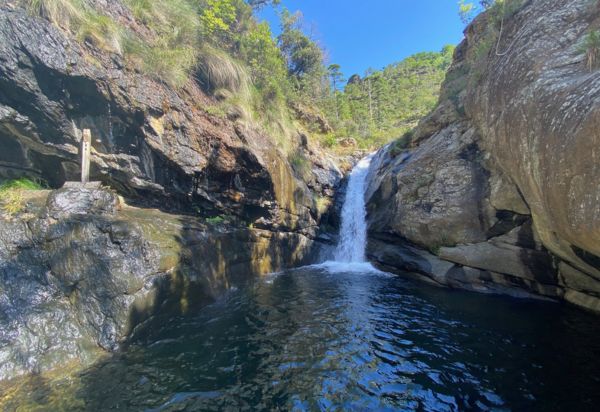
[0, 187, 323, 381]
[366, 0, 600, 312]
[0, 2, 341, 381]
[0, 2, 341, 234]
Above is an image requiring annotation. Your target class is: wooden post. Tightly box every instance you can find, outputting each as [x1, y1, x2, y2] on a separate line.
[81, 129, 91, 184]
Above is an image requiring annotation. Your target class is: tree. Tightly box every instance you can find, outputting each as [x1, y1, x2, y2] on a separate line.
[239, 21, 289, 99]
[199, 0, 237, 40]
[327, 64, 345, 92]
[246, 0, 281, 9]
[278, 10, 323, 77]
[327, 64, 345, 121]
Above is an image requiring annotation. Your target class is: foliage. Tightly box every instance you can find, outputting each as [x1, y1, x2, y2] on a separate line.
[199, 0, 237, 39]
[277, 9, 327, 104]
[23, 0, 454, 154]
[288, 149, 311, 180]
[205, 215, 225, 225]
[320, 46, 455, 151]
[246, 0, 280, 9]
[239, 21, 289, 102]
[0, 178, 44, 216]
[278, 10, 324, 78]
[581, 30, 600, 71]
[389, 130, 414, 157]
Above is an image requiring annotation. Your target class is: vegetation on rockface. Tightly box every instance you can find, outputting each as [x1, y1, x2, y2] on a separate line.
[0, 178, 44, 216]
[461, 0, 525, 82]
[20, 0, 454, 155]
[581, 30, 600, 71]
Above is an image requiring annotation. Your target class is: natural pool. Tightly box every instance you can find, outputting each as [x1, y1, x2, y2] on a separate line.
[7, 264, 600, 411]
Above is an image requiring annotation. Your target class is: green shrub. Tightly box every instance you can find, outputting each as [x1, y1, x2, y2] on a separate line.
[288, 150, 311, 180]
[0, 178, 44, 216]
[389, 130, 414, 157]
[205, 215, 225, 225]
[581, 30, 600, 71]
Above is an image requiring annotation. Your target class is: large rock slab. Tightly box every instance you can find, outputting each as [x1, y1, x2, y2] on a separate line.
[367, 237, 559, 300]
[467, 0, 600, 279]
[0, 189, 324, 381]
[45, 186, 119, 219]
[365, 0, 600, 312]
[366, 123, 497, 249]
[437, 241, 556, 284]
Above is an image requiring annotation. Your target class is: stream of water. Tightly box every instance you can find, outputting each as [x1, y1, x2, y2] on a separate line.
[333, 154, 374, 264]
[8, 157, 600, 411]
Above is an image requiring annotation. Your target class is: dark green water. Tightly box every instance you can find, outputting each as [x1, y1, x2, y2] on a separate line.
[41, 266, 600, 410]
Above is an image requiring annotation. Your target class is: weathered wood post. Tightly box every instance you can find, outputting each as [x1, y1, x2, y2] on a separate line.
[81, 129, 91, 184]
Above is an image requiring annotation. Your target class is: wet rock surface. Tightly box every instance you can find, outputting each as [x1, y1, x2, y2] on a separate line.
[45, 186, 120, 219]
[366, 0, 600, 312]
[0, 1, 342, 384]
[0, 188, 324, 381]
[0, 4, 341, 231]
[0, 189, 160, 380]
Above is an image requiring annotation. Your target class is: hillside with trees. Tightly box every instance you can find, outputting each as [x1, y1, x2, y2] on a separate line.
[321, 46, 455, 150]
[18, 0, 453, 154]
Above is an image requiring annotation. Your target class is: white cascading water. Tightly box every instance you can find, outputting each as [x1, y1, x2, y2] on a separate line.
[333, 154, 374, 263]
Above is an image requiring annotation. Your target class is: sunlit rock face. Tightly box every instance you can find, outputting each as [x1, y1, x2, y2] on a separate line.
[366, 0, 600, 312]
[0, 4, 341, 235]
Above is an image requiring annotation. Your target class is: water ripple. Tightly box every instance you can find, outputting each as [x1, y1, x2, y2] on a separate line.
[16, 266, 600, 411]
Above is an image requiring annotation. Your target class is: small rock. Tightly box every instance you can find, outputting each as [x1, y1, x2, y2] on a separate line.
[45, 187, 119, 219]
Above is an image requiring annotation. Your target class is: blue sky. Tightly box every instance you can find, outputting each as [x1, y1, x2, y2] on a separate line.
[258, 1, 466, 78]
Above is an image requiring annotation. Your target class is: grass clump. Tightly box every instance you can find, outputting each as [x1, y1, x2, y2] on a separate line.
[0, 178, 44, 216]
[581, 30, 600, 71]
[24, 0, 86, 29]
[195, 46, 251, 95]
[288, 150, 311, 180]
[389, 130, 414, 157]
[123, 36, 198, 88]
[24, 0, 123, 52]
[205, 215, 225, 225]
[122, 0, 201, 87]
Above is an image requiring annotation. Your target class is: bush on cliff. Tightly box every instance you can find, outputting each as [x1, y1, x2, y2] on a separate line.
[0, 178, 44, 216]
[581, 30, 600, 71]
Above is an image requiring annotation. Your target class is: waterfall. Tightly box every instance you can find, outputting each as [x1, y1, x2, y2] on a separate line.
[333, 154, 374, 263]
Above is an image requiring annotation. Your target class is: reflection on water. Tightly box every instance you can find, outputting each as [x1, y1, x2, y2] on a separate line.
[7, 266, 600, 411]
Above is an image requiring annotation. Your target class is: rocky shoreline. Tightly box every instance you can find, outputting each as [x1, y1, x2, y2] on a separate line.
[0, 186, 331, 381]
